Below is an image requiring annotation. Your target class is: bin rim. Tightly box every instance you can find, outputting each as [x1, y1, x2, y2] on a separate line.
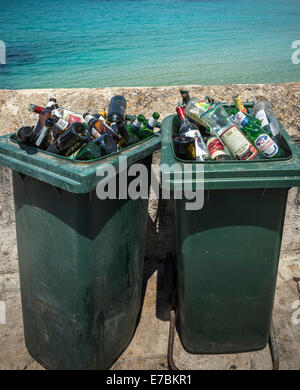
[0, 131, 161, 194]
[160, 112, 300, 190]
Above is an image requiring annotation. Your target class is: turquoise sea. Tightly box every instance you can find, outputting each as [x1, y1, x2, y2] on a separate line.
[0, 0, 299, 89]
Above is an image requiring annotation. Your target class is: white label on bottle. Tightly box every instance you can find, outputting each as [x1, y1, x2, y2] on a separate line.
[91, 127, 101, 139]
[220, 125, 257, 160]
[84, 114, 94, 124]
[46, 100, 56, 108]
[184, 129, 208, 160]
[52, 108, 62, 118]
[255, 109, 269, 127]
[56, 118, 68, 131]
[132, 119, 142, 129]
[35, 126, 47, 147]
[254, 134, 278, 158]
[147, 117, 157, 130]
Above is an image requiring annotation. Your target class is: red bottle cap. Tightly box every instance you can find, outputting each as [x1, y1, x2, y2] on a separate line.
[176, 106, 186, 120]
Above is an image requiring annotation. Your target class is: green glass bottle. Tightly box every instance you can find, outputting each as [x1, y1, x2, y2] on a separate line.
[230, 111, 285, 159]
[144, 112, 160, 130]
[115, 121, 139, 149]
[128, 114, 152, 140]
[226, 107, 261, 126]
[69, 142, 102, 161]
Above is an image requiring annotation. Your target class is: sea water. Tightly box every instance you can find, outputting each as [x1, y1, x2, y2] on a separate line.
[0, 0, 299, 89]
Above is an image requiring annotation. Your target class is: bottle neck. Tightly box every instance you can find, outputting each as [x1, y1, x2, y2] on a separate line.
[176, 106, 187, 121]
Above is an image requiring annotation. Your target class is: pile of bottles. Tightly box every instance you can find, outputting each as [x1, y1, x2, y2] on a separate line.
[16, 95, 160, 161]
[174, 90, 285, 161]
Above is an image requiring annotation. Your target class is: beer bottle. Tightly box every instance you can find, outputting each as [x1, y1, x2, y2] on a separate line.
[32, 109, 52, 140]
[16, 126, 34, 145]
[92, 134, 118, 155]
[115, 120, 139, 149]
[51, 106, 84, 124]
[107, 95, 127, 124]
[230, 111, 285, 159]
[83, 113, 119, 141]
[128, 114, 153, 141]
[29, 98, 57, 114]
[35, 117, 56, 149]
[90, 108, 106, 120]
[46, 122, 90, 156]
[145, 112, 160, 130]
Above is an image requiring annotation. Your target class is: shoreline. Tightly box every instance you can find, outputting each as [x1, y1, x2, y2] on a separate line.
[1, 81, 300, 93]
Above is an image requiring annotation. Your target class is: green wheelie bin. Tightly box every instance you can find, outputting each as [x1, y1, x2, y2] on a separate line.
[161, 102, 300, 355]
[0, 131, 160, 369]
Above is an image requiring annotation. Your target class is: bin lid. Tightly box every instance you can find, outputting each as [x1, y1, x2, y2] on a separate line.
[161, 114, 300, 190]
[0, 133, 161, 193]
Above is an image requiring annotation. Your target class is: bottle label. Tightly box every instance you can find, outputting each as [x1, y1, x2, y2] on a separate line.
[35, 126, 47, 147]
[195, 100, 211, 112]
[219, 125, 258, 160]
[254, 134, 278, 158]
[132, 119, 142, 130]
[91, 127, 101, 139]
[207, 137, 228, 160]
[255, 109, 269, 127]
[52, 108, 62, 118]
[84, 114, 94, 124]
[147, 116, 157, 130]
[230, 112, 249, 128]
[46, 100, 55, 108]
[56, 118, 69, 131]
[184, 129, 208, 160]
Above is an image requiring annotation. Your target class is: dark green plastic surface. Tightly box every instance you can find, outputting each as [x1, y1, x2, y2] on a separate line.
[0, 133, 160, 369]
[0, 133, 160, 193]
[160, 104, 300, 354]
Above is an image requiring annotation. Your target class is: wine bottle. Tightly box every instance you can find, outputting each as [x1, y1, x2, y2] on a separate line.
[173, 135, 196, 160]
[176, 106, 209, 161]
[107, 95, 127, 124]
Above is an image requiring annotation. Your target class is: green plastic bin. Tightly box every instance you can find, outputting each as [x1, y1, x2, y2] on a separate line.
[161, 103, 300, 354]
[0, 132, 160, 369]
